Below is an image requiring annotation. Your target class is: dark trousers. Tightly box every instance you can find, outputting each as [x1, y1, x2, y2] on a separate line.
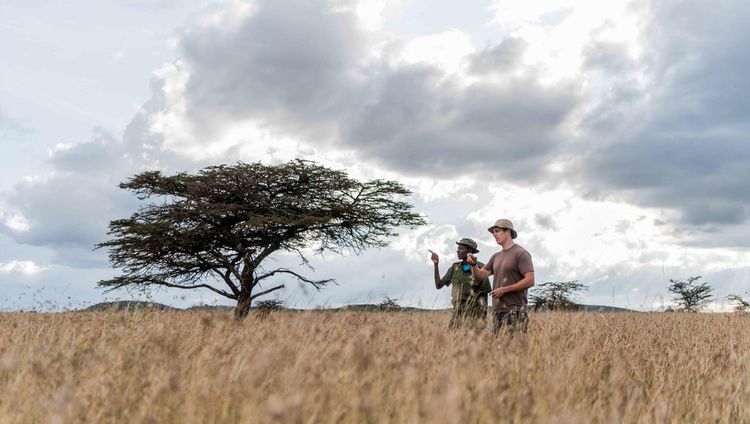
[492, 307, 528, 334]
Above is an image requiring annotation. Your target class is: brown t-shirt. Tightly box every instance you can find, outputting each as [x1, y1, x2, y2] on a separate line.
[483, 244, 534, 312]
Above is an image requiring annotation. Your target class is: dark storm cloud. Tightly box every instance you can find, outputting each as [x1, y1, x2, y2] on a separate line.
[1, 62, 278, 268]
[1, 132, 136, 254]
[343, 65, 579, 179]
[179, 0, 366, 130]
[0, 78, 190, 268]
[583, 41, 636, 73]
[8, 0, 750, 263]
[173, 0, 580, 180]
[581, 0, 750, 231]
[534, 213, 558, 231]
[467, 37, 527, 74]
[49, 129, 124, 174]
[586, 133, 750, 225]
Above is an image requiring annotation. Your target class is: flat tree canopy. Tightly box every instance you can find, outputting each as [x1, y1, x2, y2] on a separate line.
[96, 160, 426, 318]
[668, 276, 713, 312]
[727, 294, 750, 312]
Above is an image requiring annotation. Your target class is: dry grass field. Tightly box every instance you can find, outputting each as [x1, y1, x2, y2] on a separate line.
[0, 310, 748, 423]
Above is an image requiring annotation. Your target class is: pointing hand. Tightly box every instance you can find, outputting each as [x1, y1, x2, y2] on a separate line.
[428, 250, 439, 265]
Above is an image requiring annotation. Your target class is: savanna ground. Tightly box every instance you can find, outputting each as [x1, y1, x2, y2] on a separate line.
[0, 310, 748, 423]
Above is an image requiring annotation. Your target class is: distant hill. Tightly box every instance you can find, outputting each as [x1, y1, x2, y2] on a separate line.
[184, 305, 234, 312]
[79, 301, 634, 313]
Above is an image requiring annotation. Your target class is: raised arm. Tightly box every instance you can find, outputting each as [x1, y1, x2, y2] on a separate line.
[467, 253, 491, 281]
[429, 250, 446, 289]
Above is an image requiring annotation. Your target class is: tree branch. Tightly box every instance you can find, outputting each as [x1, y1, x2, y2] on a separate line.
[252, 243, 281, 268]
[101, 276, 237, 300]
[212, 252, 243, 282]
[210, 267, 240, 297]
[249, 284, 285, 302]
[159, 281, 236, 299]
[255, 268, 334, 291]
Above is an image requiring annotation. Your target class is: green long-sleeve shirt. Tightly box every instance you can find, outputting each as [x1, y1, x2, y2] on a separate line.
[441, 261, 491, 311]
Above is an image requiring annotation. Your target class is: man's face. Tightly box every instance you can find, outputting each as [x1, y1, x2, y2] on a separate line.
[492, 227, 509, 245]
[456, 244, 470, 259]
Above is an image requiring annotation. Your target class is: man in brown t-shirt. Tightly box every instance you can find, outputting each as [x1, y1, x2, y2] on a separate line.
[466, 219, 535, 334]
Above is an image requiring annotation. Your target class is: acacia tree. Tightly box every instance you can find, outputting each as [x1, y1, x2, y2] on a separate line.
[667, 276, 713, 312]
[96, 160, 426, 318]
[529, 280, 588, 311]
[727, 294, 750, 312]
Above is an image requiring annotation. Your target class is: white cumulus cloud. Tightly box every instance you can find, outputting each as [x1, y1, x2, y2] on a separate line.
[0, 260, 47, 275]
[0, 211, 31, 232]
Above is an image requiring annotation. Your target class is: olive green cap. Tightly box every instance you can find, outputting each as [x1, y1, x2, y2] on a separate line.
[456, 238, 479, 253]
[487, 219, 518, 239]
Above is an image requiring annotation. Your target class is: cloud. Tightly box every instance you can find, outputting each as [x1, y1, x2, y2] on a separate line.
[390, 224, 459, 263]
[534, 213, 558, 231]
[343, 65, 580, 180]
[0, 260, 46, 275]
[467, 37, 527, 75]
[0, 211, 30, 232]
[0, 67, 219, 270]
[177, 0, 366, 137]
[48, 128, 127, 173]
[140, 0, 582, 184]
[0, 122, 168, 268]
[580, 0, 750, 232]
[3, 0, 750, 315]
[1, 172, 132, 267]
[582, 40, 636, 73]
[397, 30, 474, 74]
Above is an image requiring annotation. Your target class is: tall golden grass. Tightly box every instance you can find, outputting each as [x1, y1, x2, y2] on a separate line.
[0, 310, 748, 423]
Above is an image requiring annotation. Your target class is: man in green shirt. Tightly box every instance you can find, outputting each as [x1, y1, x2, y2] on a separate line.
[429, 238, 492, 329]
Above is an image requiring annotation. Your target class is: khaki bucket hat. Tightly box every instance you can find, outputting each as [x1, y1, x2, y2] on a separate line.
[455, 238, 479, 253]
[487, 219, 518, 239]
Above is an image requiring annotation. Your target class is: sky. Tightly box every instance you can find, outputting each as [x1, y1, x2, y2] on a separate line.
[2, 0, 749, 311]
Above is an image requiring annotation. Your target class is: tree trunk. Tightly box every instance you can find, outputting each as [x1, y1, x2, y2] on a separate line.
[234, 293, 252, 320]
[234, 267, 255, 320]
[233, 274, 284, 319]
